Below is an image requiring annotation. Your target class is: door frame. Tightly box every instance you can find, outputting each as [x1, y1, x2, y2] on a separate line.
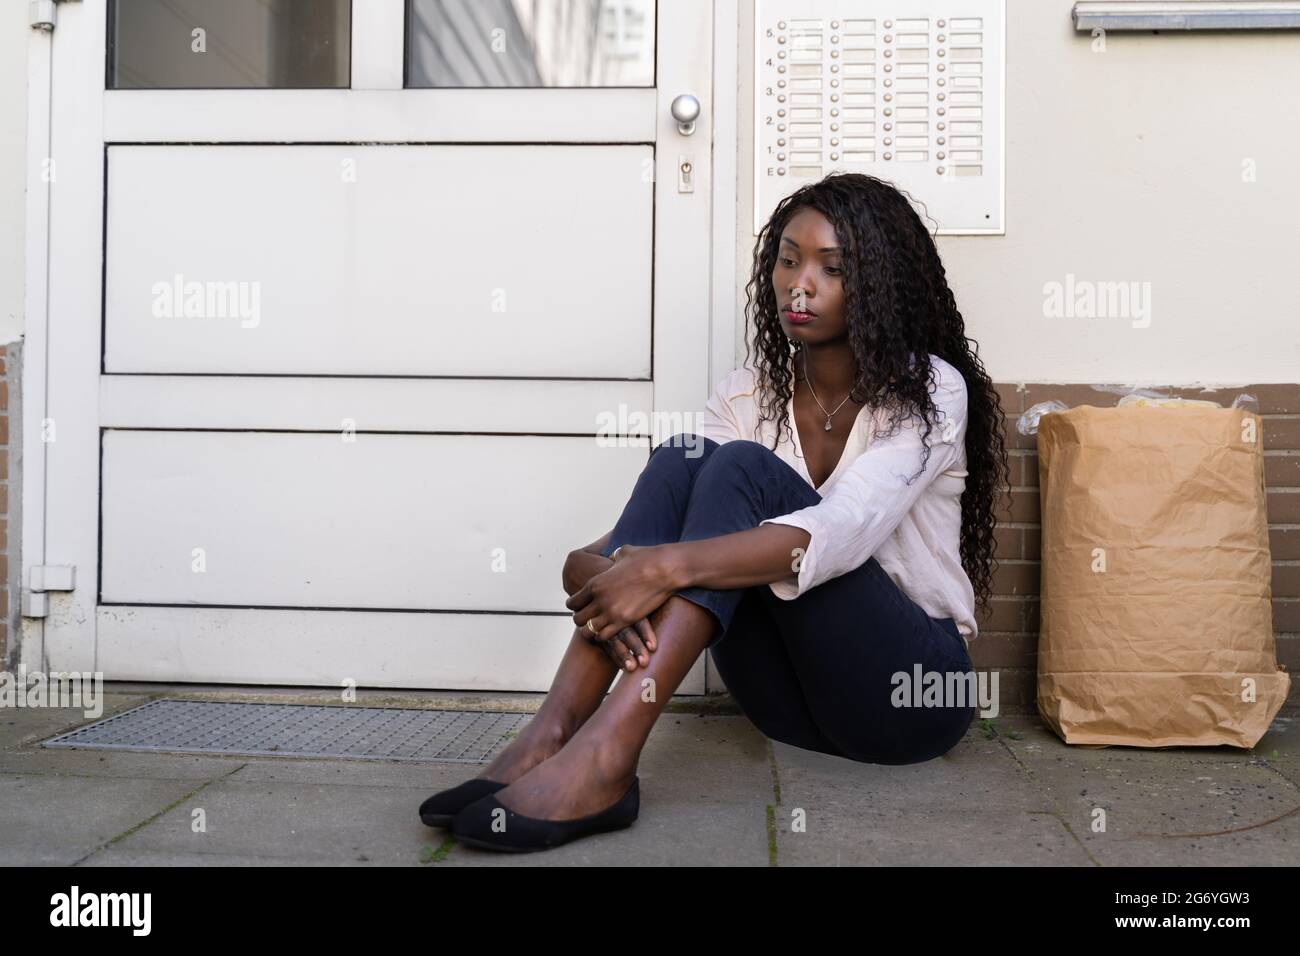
[21, 0, 726, 692]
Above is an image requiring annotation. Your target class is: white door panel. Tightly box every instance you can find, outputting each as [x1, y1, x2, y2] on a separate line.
[33, 0, 714, 691]
[105, 144, 653, 377]
[95, 605, 707, 693]
[103, 89, 658, 142]
[99, 376, 654, 433]
[101, 430, 647, 610]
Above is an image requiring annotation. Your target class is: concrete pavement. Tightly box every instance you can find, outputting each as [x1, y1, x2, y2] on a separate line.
[1, 686, 1296, 866]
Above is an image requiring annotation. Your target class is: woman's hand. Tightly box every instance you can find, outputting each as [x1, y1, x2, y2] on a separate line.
[566, 544, 681, 643]
[563, 547, 658, 671]
[587, 615, 658, 673]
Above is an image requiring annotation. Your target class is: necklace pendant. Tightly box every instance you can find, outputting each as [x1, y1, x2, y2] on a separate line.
[823, 417, 833, 431]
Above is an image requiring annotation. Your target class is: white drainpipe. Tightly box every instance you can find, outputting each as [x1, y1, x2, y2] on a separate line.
[18, 1, 62, 668]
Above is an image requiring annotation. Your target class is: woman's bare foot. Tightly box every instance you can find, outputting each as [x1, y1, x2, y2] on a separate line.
[465, 595, 713, 825]
[466, 621, 624, 786]
[475, 713, 574, 785]
[491, 724, 636, 820]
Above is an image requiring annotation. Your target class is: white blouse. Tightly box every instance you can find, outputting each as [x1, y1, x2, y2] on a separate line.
[693, 353, 977, 647]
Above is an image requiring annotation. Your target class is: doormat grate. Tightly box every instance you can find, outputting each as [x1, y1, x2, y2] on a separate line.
[40, 698, 531, 764]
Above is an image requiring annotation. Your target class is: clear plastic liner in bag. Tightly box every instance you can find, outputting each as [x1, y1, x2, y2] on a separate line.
[1016, 400, 1069, 436]
[1015, 387, 1260, 435]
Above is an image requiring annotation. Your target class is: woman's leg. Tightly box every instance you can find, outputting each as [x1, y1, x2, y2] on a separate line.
[489, 590, 719, 819]
[490, 438, 845, 819]
[707, 588, 845, 755]
[479, 433, 724, 784]
[756, 559, 976, 765]
[489, 584, 848, 821]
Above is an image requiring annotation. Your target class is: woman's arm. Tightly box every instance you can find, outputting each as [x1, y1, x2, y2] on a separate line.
[580, 530, 613, 555]
[660, 524, 812, 591]
[565, 524, 811, 641]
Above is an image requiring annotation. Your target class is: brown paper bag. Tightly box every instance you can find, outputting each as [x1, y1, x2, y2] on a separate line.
[1036, 405, 1290, 748]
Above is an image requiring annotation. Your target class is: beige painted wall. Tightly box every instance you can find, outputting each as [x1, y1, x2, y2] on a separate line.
[736, 0, 1300, 386]
[0, 4, 27, 345]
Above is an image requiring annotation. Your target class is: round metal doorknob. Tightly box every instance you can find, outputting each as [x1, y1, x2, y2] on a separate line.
[671, 93, 701, 134]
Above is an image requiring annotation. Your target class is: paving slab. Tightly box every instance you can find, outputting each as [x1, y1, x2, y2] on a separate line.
[0, 772, 222, 866]
[770, 721, 1091, 866]
[992, 716, 1300, 867]
[79, 849, 323, 866]
[0, 746, 251, 782]
[92, 776, 440, 866]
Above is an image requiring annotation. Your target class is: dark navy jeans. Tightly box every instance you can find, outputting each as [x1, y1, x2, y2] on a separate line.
[597, 433, 976, 765]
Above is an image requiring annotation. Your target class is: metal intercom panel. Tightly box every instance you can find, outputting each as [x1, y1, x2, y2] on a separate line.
[754, 0, 1004, 234]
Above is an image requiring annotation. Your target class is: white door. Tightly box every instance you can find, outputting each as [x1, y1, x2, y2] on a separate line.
[25, 0, 714, 692]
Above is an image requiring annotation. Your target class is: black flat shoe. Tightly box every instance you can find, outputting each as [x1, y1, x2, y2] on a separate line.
[419, 778, 508, 828]
[450, 777, 640, 853]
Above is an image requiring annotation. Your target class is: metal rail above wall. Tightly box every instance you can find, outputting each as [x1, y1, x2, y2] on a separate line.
[1073, 1, 1300, 30]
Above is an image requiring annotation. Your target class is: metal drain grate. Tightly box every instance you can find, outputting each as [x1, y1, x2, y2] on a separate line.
[41, 698, 531, 764]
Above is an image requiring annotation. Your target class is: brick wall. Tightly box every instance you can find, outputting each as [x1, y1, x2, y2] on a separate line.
[973, 382, 1300, 715]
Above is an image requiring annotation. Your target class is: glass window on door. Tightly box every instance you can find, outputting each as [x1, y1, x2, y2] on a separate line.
[406, 0, 655, 88]
[108, 0, 351, 89]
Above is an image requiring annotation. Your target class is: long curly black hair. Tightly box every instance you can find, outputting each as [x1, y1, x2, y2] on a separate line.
[742, 172, 1008, 616]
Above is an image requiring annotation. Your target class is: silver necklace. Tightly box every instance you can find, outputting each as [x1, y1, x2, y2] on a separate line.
[800, 349, 853, 431]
